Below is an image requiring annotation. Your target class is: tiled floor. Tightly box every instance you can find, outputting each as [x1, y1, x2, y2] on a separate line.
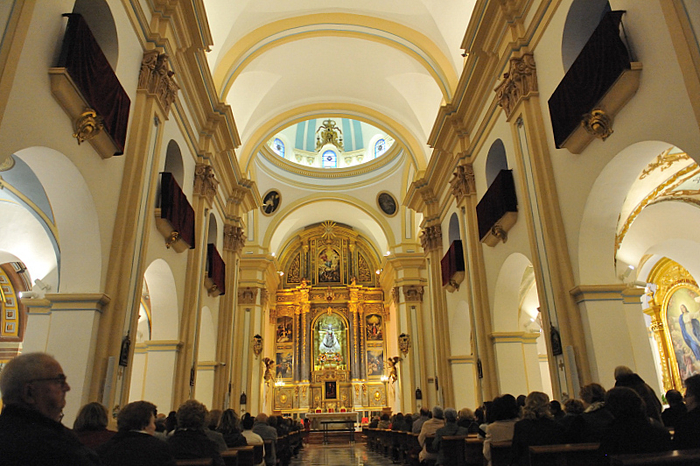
[289, 443, 395, 466]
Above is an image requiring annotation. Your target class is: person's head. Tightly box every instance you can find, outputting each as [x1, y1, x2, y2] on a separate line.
[380, 413, 390, 421]
[444, 407, 458, 423]
[242, 412, 255, 430]
[255, 412, 269, 424]
[458, 407, 476, 422]
[605, 387, 645, 420]
[419, 407, 430, 418]
[684, 374, 700, 411]
[564, 399, 585, 415]
[579, 383, 606, 406]
[405, 414, 413, 426]
[474, 406, 485, 424]
[268, 415, 278, 427]
[165, 411, 178, 432]
[218, 409, 240, 433]
[176, 399, 208, 429]
[117, 401, 158, 434]
[73, 402, 109, 432]
[666, 389, 684, 407]
[431, 406, 444, 420]
[0, 352, 70, 422]
[516, 394, 526, 407]
[207, 409, 222, 430]
[681, 304, 688, 314]
[490, 394, 520, 421]
[614, 365, 634, 381]
[549, 400, 563, 416]
[522, 392, 551, 420]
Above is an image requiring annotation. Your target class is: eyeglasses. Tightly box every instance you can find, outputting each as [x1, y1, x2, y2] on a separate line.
[28, 374, 68, 386]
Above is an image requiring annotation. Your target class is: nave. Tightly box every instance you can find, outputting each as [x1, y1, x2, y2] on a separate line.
[289, 443, 392, 466]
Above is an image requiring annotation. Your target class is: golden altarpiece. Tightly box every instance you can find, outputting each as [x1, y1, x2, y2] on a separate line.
[644, 259, 700, 393]
[269, 222, 391, 415]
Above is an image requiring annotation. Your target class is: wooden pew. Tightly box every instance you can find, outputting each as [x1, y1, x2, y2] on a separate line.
[405, 433, 422, 466]
[230, 445, 254, 466]
[463, 437, 484, 466]
[528, 443, 601, 466]
[440, 435, 468, 466]
[175, 459, 214, 466]
[221, 449, 238, 466]
[263, 439, 275, 466]
[490, 440, 513, 466]
[609, 448, 700, 465]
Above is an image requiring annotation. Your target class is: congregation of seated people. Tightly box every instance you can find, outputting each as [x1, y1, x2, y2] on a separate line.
[366, 365, 700, 465]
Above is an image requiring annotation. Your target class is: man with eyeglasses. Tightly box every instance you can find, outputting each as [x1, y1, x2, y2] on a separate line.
[0, 352, 100, 465]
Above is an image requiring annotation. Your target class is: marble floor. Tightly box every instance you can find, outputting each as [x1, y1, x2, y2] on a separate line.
[289, 443, 395, 466]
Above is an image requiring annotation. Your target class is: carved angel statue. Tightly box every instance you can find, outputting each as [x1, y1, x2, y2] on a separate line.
[386, 356, 401, 383]
[262, 357, 275, 382]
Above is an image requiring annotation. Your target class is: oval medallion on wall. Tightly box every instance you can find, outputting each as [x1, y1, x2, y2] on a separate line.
[377, 191, 397, 217]
[261, 189, 281, 216]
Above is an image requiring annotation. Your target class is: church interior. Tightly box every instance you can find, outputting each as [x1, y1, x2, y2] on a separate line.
[0, 0, 700, 425]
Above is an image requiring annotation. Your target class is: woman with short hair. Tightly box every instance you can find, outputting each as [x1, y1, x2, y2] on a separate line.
[511, 392, 564, 466]
[73, 402, 116, 449]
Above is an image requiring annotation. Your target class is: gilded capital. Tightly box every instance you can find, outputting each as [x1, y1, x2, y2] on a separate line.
[494, 53, 537, 119]
[223, 224, 246, 253]
[238, 287, 258, 305]
[420, 225, 442, 252]
[138, 50, 179, 115]
[403, 285, 424, 303]
[449, 164, 476, 203]
[194, 163, 219, 203]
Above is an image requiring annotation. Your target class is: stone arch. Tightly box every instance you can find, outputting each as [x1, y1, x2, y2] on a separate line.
[72, 0, 119, 69]
[447, 213, 460, 244]
[561, 0, 611, 71]
[492, 253, 535, 332]
[164, 140, 185, 188]
[485, 138, 508, 187]
[143, 259, 179, 340]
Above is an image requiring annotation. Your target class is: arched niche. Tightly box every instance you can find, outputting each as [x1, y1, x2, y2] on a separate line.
[485, 139, 508, 187]
[72, 0, 119, 69]
[447, 213, 460, 244]
[143, 259, 179, 340]
[164, 140, 185, 188]
[492, 253, 538, 332]
[207, 213, 218, 245]
[562, 0, 611, 71]
[312, 312, 348, 371]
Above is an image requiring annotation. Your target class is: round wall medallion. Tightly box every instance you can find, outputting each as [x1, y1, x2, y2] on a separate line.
[261, 189, 281, 215]
[377, 191, 397, 217]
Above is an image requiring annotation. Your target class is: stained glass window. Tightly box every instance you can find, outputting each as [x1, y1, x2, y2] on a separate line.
[322, 150, 337, 168]
[374, 138, 387, 158]
[272, 138, 285, 157]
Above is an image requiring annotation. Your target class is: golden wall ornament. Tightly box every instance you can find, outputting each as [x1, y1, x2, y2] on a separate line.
[403, 285, 424, 303]
[252, 334, 264, 357]
[165, 231, 180, 249]
[491, 224, 508, 244]
[223, 224, 245, 253]
[138, 50, 179, 115]
[495, 53, 538, 119]
[238, 287, 258, 304]
[449, 163, 476, 203]
[0, 155, 15, 171]
[73, 108, 104, 145]
[582, 108, 613, 141]
[639, 148, 690, 180]
[193, 163, 219, 203]
[420, 225, 442, 252]
[398, 333, 411, 355]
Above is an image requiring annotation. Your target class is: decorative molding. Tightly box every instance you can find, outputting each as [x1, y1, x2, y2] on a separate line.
[420, 225, 442, 252]
[402, 285, 424, 303]
[495, 53, 538, 120]
[449, 163, 476, 203]
[238, 287, 258, 305]
[193, 163, 219, 203]
[223, 224, 246, 253]
[490, 331, 540, 343]
[73, 108, 104, 145]
[582, 109, 613, 141]
[138, 50, 179, 115]
[569, 284, 627, 304]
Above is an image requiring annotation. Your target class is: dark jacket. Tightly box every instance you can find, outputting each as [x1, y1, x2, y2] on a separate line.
[167, 428, 225, 466]
[662, 403, 687, 429]
[220, 429, 248, 448]
[97, 430, 176, 466]
[511, 417, 565, 466]
[599, 416, 671, 457]
[614, 373, 663, 423]
[0, 404, 101, 466]
[433, 422, 469, 466]
[564, 403, 615, 443]
[673, 406, 700, 450]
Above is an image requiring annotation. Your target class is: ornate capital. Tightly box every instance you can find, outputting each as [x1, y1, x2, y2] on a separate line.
[193, 163, 219, 203]
[238, 287, 258, 305]
[420, 225, 442, 252]
[138, 50, 179, 115]
[261, 289, 269, 308]
[449, 163, 476, 203]
[223, 223, 246, 253]
[402, 285, 424, 303]
[494, 53, 537, 119]
[391, 287, 400, 304]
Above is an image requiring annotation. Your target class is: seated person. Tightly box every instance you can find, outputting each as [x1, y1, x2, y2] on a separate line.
[241, 413, 265, 466]
[565, 383, 614, 443]
[433, 407, 469, 466]
[167, 400, 224, 466]
[598, 387, 671, 457]
[73, 402, 116, 449]
[511, 392, 564, 466]
[483, 394, 520, 466]
[418, 406, 446, 464]
[377, 413, 391, 429]
[674, 374, 700, 449]
[457, 407, 480, 434]
[662, 389, 687, 430]
[216, 409, 247, 448]
[96, 400, 175, 466]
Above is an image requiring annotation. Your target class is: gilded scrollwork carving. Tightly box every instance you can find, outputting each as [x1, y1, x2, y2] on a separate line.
[194, 163, 219, 203]
[495, 53, 537, 119]
[138, 50, 179, 115]
[582, 109, 613, 141]
[73, 108, 104, 145]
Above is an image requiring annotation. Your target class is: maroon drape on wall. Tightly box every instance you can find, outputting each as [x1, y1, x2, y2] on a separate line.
[476, 169, 517, 240]
[441, 240, 465, 288]
[548, 11, 630, 148]
[207, 243, 226, 296]
[160, 172, 195, 249]
[57, 14, 130, 155]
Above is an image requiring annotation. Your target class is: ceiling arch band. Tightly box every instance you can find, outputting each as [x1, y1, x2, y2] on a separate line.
[213, 13, 458, 104]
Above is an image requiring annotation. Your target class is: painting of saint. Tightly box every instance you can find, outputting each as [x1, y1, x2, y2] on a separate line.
[666, 286, 700, 381]
[276, 316, 293, 343]
[318, 247, 340, 282]
[366, 314, 383, 341]
[367, 349, 384, 377]
[276, 350, 293, 379]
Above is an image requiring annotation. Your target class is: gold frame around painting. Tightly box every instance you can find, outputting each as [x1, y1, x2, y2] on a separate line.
[661, 283, 700, 390]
